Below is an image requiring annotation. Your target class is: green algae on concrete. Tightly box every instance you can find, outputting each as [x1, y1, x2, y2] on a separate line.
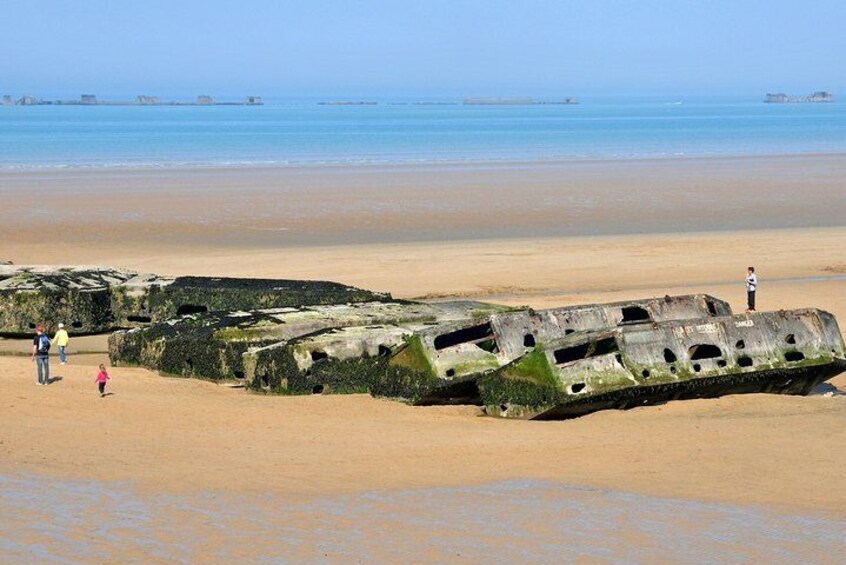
[480, 309, 846, 419]
[108, 310, 282, 381]
[112, 300, 497, 388]
[0, 266, 135, 335]
[243, 324, 413, 394]
[1, 265, 392, 335]
[135, 276, 391, 323]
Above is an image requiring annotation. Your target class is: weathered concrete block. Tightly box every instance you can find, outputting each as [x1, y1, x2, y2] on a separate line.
[111, 300, 504, 384]
[0, 266, 135, 335]
[241, 300, 513, 395]
[109, 310, 283, 380]
[1, 265, 393, 335]
[385, 294, 731, 403]
[479, 309, 846, 419]
[243, 325, 414, 394]
[113, 275, 392, 324]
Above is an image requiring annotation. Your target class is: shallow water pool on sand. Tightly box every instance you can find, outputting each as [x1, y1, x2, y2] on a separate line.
[1, 472, 843, 564]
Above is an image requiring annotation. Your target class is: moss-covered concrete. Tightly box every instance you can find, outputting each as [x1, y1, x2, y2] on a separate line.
[2, 265, 392, 335]
[111, 300, 496, 387]
[480, 309, 846, 419]
[0, 267, 135, 335]
[108, 311, 272, 381]
[132, 276, 390, 323]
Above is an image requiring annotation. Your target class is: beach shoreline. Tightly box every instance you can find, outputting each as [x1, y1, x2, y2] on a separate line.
[2, 150, 845, 175]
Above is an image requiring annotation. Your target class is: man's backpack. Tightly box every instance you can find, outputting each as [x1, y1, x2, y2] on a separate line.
[37, 334, 51, 354]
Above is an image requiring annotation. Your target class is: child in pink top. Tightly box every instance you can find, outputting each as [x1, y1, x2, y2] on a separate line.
[95, 363, 110, 397]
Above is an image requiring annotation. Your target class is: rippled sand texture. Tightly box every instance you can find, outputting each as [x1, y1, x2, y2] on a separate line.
[2, 473, 844, 565]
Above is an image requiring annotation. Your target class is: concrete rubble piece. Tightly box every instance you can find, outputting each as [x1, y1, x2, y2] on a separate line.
[110, 300, 510, 393]
[4, 265, 845, 419]
[480, 308, 846, 419]
[389, 295, 733, 402]
[0, 265, 387, 336]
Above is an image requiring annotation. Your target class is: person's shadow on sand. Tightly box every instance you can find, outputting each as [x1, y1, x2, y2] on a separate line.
[100, 392, 115, 397]
[811, 383, 844, 396]
[46, 376, 63, 385]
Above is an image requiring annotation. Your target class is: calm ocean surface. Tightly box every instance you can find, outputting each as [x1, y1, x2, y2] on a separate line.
[0, 97, 844, 169]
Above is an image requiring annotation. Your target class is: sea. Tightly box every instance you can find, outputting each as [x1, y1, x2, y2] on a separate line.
[0, 96, 844, 169]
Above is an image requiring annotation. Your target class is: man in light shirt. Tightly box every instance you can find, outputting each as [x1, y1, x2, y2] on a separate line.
[54, 322, 70, 365]
[745, 267, 757, 313]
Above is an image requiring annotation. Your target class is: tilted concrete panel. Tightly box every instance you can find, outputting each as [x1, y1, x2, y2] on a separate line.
[110, 300, 504, 385]
[480, 309, 846, 419]
[387, 294, 732, 402]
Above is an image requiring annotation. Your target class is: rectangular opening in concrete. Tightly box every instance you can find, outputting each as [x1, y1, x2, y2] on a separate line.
[433, 322, 495, 351]
[738, 356, 754, 367]
[706, 300, 719, 316]
[785, 351, 805, 362]
[620, 306, 651, 325]
[554, 337, 618, 365]
[176, 304, 209, 316]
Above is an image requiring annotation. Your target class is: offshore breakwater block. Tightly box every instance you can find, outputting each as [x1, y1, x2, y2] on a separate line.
[108, 310, 284, 381]
[1, 264, 393, 333]
[112, 300, 502, 383]
[241, 300, 512, 393]
[110, 275, 393, 325]
[243, 325, 417, 394]
[384, 294, 731, 404]
[0, 266, 135, 335]
[479, 308, 846, 420]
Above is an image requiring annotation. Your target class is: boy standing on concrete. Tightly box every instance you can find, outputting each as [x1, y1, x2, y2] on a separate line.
[31, 325, 51, 385]
[54, 323, 69, 365]
[746, 267, 757, 313]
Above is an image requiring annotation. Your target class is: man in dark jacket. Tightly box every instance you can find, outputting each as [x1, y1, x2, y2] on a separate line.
[31, 325, 51, 385]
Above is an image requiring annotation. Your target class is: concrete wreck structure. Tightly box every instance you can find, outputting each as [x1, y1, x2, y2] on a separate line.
[107, 290, 846, 417]
[4, 264, 844, 418]
[111, 294, 739, 404]
[388, 295, 732, 400]
[0, 267, 134, 335]
[480, 309, 846, 419]
[110, 300, 514, 394]
[0, 265, 387, 336]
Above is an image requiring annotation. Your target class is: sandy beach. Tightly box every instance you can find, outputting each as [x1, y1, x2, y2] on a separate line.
[2, 155, 846, 562]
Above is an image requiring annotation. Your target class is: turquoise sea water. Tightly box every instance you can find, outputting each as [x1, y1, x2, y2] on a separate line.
[0, 97, 844, 169]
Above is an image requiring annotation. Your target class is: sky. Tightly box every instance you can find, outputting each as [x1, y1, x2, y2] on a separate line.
[2, 0, 844, 98]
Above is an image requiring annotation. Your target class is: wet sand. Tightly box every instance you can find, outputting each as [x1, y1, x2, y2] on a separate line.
[3, 473, 844, 564]
[2, 156, 846, 562]
[1, 154, 844, 248]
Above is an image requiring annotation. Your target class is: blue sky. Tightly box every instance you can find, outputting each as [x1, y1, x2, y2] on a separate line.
[2, 0, 844, 97]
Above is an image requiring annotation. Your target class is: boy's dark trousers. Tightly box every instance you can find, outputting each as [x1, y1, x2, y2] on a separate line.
[98, 382, 106, 395]
[747, 290, 756, 311]
[35, 355, 50, 384]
